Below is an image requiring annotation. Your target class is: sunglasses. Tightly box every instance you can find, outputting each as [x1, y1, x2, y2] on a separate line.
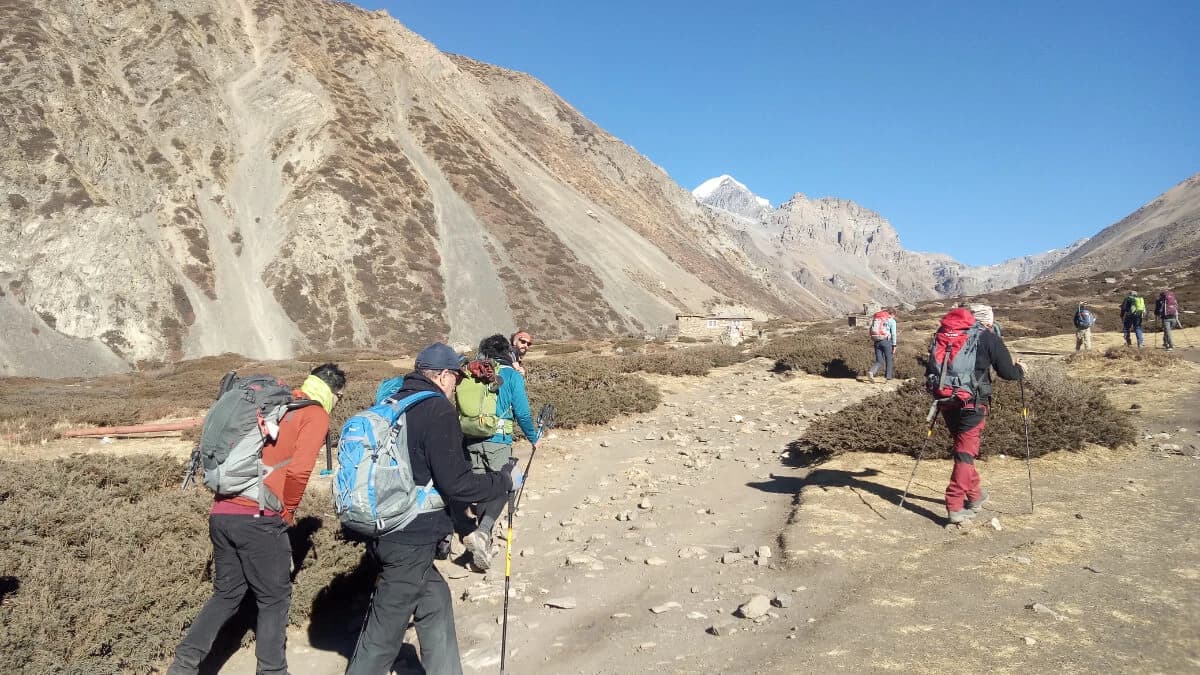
[517, 339, 531, 346]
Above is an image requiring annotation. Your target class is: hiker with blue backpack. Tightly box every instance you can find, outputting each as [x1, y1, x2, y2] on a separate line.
[169, 363, 346, 675]
[925, 305, 1026, 524]
[455, 334, 541, 572]
[341, 343, 521, 675]
[1121, 290, 1146, 348]
[1074, 302, 1097, 351]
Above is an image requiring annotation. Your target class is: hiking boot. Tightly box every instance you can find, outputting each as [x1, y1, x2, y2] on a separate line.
[965, 489, 990, 512]
[435, 535, 452, 561]
[464, 530, 492, 572]
[947, 509, 978, 524]
[866, 372, 875, 383]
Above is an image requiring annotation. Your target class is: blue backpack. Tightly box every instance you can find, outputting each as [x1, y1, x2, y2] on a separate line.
[375, 376, 405, 404]
[334, 391, 444, 537]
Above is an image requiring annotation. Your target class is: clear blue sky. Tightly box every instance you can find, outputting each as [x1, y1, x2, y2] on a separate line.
[359, 1, 1198, 266]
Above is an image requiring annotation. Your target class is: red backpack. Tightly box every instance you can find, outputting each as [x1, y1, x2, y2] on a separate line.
[925, 308, 982, 403]
[869, 311, 891, 340]
[1164, 291, 1179, 317]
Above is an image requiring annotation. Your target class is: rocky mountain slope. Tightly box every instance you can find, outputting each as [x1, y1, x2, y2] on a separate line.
[1040, 172, 1200, 279]
[697, 175, 1085, 304]
[1, 0, 830, 375]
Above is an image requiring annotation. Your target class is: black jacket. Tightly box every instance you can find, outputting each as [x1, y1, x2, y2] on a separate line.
[973, 327, 1023, 401]
[382, 373, 511, 544]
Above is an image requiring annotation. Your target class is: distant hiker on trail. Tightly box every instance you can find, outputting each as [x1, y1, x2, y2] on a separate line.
[925, 307, 1026, 524]
[866, 307, 898, 382]
[510, 330, 532, 374]
[1155, 290, 1180, 351]
[1073, 302, 1097, 352]
[345, 343, 519, 675]
[456, 334, 540, 572]
[168, 364, 346, 675]
[1121, 290, 1145, 348]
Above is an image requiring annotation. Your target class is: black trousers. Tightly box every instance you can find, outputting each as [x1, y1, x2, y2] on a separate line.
[169, 514, 292, 675]
[346, 539, 462, 675]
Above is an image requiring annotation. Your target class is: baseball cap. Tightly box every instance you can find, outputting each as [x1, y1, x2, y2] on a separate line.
[414, 343, 465, 371]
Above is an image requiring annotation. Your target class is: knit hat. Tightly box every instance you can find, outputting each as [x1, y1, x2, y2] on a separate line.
[414, 343, 465, 371]
[969, 303, 994, 326]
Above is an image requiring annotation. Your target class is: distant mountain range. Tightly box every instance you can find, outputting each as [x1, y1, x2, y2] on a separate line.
[692, 175, 1087, 307]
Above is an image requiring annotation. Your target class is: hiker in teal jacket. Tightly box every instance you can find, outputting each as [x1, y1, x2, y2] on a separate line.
[462, 334, 540, 571]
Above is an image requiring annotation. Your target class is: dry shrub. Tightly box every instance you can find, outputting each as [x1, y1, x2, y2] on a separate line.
[619, 345, 748, 377]
[542, 343, 584, 356]
[612, 337, 644, 351]
[523, 358, 660, 428]
[1097, 346, 1181, 367]
[796, 364, 1135, 459]
[0, 454, 370, 674]
[757, 334, 926, 380]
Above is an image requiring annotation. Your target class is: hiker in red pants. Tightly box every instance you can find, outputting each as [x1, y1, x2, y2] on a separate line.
[926, 305, 1026, 523]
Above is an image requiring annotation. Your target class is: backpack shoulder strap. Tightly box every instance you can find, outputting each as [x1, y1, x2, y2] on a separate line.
[394, 390, 440, 413]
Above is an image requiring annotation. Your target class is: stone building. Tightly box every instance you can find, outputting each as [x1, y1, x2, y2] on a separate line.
[675, 314, 754, 342]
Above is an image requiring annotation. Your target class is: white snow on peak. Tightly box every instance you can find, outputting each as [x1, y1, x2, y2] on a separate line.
[692, 174, 771, 208]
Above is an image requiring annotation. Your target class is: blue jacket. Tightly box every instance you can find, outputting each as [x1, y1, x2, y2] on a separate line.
[491, 364, 539, 446]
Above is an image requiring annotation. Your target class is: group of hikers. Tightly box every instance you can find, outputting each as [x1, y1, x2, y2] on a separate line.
[169, 332, 538, 675]
[1087, 289, 1183, 351]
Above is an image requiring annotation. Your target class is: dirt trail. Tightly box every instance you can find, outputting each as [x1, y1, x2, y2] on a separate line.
[71, 343, 1197, 673]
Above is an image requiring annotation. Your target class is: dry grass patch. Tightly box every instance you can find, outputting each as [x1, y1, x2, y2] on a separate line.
[757, 334, 926, 380]
[523, 358, 660, 429]
[618, 345, 749, 377]
[796, 364, 1136, 460]
[0, 454, 371, 674]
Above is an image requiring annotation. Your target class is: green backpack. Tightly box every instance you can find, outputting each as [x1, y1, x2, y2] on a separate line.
[455, 359, 504, 438]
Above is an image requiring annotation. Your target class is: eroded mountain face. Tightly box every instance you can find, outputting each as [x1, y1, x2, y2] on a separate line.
[1, 0, 808, 374]
[701, 183, 1085, 310]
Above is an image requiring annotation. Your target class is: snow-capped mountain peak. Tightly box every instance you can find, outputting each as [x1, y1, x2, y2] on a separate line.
[692, 175, 771, 219]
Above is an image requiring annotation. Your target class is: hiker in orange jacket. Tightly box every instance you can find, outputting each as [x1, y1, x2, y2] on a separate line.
[168, 363, 346, 675]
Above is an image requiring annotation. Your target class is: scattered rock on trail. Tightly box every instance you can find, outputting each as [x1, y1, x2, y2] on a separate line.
[722, 551, 744, 564]
[545, 597, 577, 610]
[736, 595, 772, 619]
[756, 545, 772, 559]
[1023, 636, 1038, 646]
[1026, 602, 1065, 621]
[639, 497, 653, 510]
[772, 593, 793, 609]
[990, 517, 1003, 531]
[650, 601, 681, 614]
[707, 620, 736, 636]
[645, 557, 667, 566]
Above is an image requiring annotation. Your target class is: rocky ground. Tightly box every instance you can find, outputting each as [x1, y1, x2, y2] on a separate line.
[205, 328, 1200, 674]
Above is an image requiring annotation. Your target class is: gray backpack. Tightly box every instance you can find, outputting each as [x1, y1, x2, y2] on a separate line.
[199, 374, 318, 514]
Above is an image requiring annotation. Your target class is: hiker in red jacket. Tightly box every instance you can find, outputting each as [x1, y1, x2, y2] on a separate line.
[168, 364, 346, 675]
[926, 306, 1025, 524]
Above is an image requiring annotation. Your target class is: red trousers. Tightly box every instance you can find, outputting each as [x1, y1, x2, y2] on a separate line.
[943, 404, 988, 512]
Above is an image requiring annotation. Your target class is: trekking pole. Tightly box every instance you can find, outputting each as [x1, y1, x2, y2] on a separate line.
[499, 492, 516, 675]
[899, 401, 940, 510]
[514, 404, 555, 512]
[319, 431, 333, 477]
[1020, 379, 1035, 513]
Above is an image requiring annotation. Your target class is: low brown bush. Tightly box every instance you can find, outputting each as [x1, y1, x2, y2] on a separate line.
[0, 454, 372, 673]
[757, 334, 926, 380]
[523, 358, 660, 428]
[618, 345, 749, 377]
[796, 364, 1136, 460]
[541, 343, 584, 356]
